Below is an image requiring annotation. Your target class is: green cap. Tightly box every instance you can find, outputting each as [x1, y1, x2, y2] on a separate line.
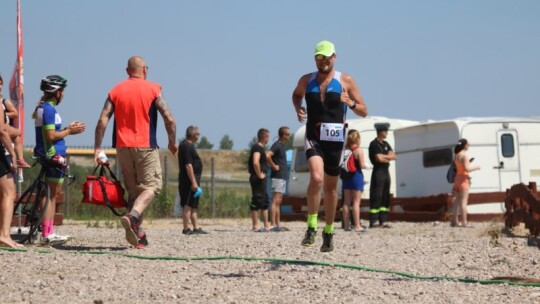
[314, 41, 335, 57]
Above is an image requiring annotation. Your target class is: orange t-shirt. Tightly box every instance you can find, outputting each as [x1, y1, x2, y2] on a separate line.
[108, 77, 162, 148]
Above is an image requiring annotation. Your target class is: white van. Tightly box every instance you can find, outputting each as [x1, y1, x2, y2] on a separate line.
[287, 117, 419, 199]
[394, 117, 540, 214]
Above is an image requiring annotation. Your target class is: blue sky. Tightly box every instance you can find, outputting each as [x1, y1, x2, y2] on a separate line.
[1, 0, 539, 150]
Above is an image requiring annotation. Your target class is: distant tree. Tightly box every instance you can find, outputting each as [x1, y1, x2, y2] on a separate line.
[197, 136, 214, 150]
[219, 134, 234, 150]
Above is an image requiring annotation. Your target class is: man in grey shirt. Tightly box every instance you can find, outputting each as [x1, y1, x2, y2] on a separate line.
[267, 126, 291, 231]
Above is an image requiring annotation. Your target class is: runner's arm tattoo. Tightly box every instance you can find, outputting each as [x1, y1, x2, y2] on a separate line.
[94, 97, 114, 150]
[155, 94, 176, 145]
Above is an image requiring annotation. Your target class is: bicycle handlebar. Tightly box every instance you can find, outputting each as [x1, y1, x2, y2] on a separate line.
[31, 152, 75, 181]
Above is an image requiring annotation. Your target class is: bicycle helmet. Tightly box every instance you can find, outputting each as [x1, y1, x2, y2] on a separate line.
[40, 75, 67, 93]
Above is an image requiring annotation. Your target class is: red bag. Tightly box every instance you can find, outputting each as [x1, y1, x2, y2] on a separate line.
[81, 165, 127, 216]
[340, 145, 359, 180]
[342, 145, 358, 173]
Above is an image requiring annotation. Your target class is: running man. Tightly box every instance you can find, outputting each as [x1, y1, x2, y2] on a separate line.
[292, 41, 367, 252]
[94, 56, 177, 248]
[266, 126, 291, 231]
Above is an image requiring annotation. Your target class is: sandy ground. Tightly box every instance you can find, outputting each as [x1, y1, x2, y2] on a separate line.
[1, 219, 540, 304]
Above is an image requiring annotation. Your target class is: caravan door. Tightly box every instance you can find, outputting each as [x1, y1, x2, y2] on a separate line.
[495, 130, 521, 190]
[287, 148, 310, 197]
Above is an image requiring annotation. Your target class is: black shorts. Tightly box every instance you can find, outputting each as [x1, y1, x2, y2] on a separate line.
[179, 176, 201, 209]
[305, 137, 345, 176]
[179, 185, 200, 209]
[0, 152, 11, 178]
[249, 174, 269, 211]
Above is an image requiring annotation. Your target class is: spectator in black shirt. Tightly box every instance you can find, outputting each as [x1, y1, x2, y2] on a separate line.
[178, 125, 208, 235]
[248, 128, 271, 232]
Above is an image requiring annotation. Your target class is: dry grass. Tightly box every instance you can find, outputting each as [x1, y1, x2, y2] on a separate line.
[161, 150, 249, 180]
[69, 150, 250, 180]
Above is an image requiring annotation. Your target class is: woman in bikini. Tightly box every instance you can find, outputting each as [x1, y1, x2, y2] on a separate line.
[451, 138, 480, 227]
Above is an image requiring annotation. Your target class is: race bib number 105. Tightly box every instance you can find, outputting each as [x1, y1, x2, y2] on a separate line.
[320, 123, 344, 142]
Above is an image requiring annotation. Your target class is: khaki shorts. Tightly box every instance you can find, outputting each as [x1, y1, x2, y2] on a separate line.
[117, 148, 162, 199]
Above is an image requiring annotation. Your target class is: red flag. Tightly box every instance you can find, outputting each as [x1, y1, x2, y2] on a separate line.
[9, 0, 24, 144]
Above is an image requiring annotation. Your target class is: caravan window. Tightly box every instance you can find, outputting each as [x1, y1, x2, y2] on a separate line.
[423, 148, 453, 168]
[294, 148, 309, 172]
[501, 134, 515, 158]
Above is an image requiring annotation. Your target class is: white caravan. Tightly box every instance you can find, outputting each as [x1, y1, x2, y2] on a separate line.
[394, 117, 540, 214]
[287, 117, 419, 199]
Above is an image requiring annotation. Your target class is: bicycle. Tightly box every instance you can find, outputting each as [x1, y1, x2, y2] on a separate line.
[11, 154, 73, 244]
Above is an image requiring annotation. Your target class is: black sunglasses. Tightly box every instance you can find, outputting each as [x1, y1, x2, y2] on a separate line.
[315, 54, 334, 61]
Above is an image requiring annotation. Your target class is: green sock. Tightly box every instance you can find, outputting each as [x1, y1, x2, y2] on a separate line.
[307, 214, 318, 229]
[324, 224, 334, 234]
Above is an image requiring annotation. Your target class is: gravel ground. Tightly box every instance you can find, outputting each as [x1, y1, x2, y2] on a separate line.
[1, 219, 540, 304]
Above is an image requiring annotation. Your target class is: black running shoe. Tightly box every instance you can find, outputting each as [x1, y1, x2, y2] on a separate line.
[369, 222, 380, 228]
[192, 228, 209, 235]
[136, 233, 148, 249]
[320, 231, 334, 252]
[182, 228, 193, 235]
[121, 215, 139, 246]
[301, 228, 317, 247]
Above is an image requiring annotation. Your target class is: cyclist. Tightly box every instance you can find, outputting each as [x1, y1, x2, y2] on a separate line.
[33, 75, 86, 245]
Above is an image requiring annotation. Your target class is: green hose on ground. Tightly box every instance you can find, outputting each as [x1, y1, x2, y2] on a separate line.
[1, 247, 539, 288]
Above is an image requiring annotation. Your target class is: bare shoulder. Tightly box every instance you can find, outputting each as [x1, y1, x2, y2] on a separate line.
[298, 73, 312, 84]
[293, 74, 311, 96]
[340, 72, 356, 84]
[341, 72, 363, 94]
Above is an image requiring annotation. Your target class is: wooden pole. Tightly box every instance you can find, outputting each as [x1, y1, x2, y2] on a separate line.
[211, 157, 215, 217]
[65, 155, 71, 218]
[164, 155, 168, 189]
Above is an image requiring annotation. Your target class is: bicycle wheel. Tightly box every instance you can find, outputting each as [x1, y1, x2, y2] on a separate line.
[12, 180, 50, 244]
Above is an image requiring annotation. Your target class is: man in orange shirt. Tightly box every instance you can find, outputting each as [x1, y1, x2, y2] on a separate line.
[94, 56, 177, 248]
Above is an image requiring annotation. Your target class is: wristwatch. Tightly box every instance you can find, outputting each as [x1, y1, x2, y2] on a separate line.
[349, 102, 357, 109]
